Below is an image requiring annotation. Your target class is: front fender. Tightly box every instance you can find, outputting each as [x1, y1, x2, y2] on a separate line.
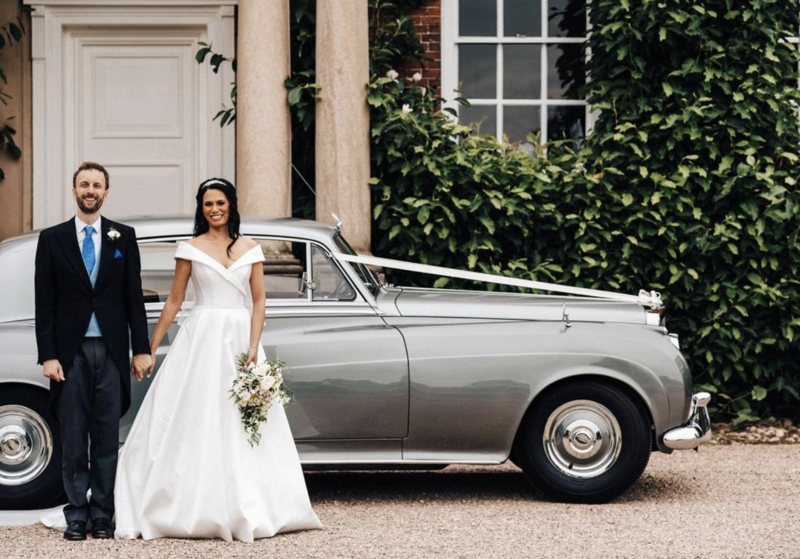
[388, 318, 684, 461]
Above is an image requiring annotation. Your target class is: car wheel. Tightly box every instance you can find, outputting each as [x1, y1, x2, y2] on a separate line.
[515, 380, 652, 503]
[0, 385, 65, 509]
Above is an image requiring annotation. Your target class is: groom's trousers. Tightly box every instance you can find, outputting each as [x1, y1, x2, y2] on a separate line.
[56, 338, 121, 524]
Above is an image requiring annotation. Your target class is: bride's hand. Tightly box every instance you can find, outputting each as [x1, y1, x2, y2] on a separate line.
[246, 346, 258, 368]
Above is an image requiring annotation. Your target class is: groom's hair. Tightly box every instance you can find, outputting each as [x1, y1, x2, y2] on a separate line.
[73, 161, 110, 190]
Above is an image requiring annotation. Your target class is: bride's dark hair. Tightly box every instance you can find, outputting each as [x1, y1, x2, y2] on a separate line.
[193, 178, 241, 255]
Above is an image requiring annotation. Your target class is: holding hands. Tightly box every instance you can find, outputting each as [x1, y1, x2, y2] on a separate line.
[131, 353, 153, 381]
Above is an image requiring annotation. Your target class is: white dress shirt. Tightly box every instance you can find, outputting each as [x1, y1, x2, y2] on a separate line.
[75, 215, 102, 262]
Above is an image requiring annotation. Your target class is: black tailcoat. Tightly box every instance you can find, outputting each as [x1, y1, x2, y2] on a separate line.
[34, 218, 150, 416]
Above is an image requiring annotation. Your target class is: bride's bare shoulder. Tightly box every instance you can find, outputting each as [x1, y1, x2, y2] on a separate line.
[238, 236, 258, 249]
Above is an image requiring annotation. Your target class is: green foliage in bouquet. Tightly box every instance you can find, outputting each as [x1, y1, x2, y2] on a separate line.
[230, 352, 294, 447]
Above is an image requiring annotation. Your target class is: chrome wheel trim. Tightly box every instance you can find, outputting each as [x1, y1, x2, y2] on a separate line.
[0, 405, 53, 486]
[543, 399, 622, 479]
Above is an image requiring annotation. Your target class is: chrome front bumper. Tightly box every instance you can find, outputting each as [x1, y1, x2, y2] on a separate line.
[663, 392, 712, 450]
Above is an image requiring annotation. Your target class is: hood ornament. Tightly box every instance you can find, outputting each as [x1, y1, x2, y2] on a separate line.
[331, 212, 343, 232]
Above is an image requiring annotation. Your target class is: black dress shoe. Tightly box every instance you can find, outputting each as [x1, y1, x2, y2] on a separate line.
[63, 520, 87, 541]
[91, 518, 115, 539]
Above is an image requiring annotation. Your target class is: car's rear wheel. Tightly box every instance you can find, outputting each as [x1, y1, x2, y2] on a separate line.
[515, 380, 651, 503]
[0, 385, 65, 509]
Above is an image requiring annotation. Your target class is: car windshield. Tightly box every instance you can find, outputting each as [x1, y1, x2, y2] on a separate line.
[332, 233, 382, 298]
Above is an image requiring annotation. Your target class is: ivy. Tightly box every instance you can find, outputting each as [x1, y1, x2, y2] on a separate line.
[368, 0, 800, 423]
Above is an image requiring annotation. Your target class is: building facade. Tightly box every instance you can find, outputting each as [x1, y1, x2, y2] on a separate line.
[0, 0, 587, 251]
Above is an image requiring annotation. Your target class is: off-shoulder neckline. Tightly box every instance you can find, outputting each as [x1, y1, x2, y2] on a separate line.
[178, 241, 261, 271]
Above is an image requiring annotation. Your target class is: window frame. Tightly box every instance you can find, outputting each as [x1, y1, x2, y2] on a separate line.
[442, 0, 595, 144]
[137, 235, 371, 314]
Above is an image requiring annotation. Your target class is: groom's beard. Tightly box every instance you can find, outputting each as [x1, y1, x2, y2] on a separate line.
[77, 194, 104, 214]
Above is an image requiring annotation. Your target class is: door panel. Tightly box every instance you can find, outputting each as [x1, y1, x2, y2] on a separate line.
[264, 313, 409, 440]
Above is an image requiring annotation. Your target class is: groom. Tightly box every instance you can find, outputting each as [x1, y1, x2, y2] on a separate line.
[34, 161, 151, 541]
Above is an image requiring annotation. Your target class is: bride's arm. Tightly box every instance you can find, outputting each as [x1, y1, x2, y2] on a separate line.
[246, 261, 267, 366]
[145, 258, 192, 377]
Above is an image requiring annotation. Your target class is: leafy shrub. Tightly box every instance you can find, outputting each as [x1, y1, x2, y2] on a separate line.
[369, 0, 800, 423]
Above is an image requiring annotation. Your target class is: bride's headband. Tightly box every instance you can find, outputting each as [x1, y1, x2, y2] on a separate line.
[200, 179, 232, 189]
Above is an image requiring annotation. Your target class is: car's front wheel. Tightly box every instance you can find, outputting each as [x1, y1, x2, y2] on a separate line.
[515, 380, 652, 503]
[0, 385, 65, 509]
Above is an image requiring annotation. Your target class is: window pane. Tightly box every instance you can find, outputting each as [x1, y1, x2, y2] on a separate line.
[504, 105, 542, 145]
[548, 0, 586, 38]
[311, 245, 356, 301]
[459, 104, 497, 136]
[504, 0, 541, 37]
[547, 44, 585, 100]
[333, 233, 381, 298]
[259, 240, 309, 300]
[139, 242, 179, 304]
[547, 105, 585, 142]
[504, 45, 542, 99]
[459, 45, 497, 99]
[460, 0, 497, 36]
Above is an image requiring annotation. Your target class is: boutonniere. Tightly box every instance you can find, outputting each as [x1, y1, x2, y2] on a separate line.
[107, 227, 121, 243]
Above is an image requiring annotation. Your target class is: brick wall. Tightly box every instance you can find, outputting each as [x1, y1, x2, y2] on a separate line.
[403, 0, 442, 96]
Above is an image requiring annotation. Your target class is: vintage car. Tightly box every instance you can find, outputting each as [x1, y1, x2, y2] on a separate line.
[0, 217, 710, 509]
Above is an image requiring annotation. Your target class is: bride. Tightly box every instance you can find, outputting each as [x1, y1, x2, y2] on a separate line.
[113, 178, 321, 540]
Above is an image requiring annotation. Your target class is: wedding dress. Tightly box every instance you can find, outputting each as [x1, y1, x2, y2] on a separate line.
[112, 241, 321, 541]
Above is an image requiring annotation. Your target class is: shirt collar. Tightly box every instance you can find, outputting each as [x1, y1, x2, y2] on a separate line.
[75, 215, 102, 236]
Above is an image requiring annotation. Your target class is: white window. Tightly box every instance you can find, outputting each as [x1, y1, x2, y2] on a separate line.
[442, 0, 588, 147]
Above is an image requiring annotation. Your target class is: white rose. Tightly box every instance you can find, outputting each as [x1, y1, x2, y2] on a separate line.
[386, 69, 399, 81]
[254, 363, 269, 377]
[402, 104, 413, 115]
[260, 376, 276, 391]
[240, 391, 251, 403]
[412, 72, 422, 83]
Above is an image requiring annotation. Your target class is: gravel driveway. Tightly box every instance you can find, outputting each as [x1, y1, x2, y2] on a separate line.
[2, 445, 798, 559]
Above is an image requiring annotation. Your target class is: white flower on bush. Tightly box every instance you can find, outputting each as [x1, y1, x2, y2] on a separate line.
[386, 69, 399, 81]
[402, 104, 413, 115]
[412, 72, 422, 83]
[419, 86, 427, 97]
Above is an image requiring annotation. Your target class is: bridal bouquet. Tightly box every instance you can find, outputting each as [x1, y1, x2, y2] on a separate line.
[230, 352, 294, 447]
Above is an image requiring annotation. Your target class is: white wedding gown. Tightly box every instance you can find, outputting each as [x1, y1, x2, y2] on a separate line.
[44, 241, 321, 541]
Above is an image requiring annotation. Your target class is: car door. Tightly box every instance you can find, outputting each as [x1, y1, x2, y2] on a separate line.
[257, 238, 409, 443]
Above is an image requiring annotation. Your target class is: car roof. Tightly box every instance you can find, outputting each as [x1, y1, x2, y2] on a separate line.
[0, 216, 342, 247]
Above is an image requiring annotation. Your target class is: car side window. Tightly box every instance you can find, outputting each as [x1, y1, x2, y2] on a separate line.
[311, 245, 356, 301]
[257, 240, 310, 300]
[139, 242, 180, 304]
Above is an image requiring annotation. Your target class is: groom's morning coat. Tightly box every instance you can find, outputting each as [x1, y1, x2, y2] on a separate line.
[34, 218, 150, 416]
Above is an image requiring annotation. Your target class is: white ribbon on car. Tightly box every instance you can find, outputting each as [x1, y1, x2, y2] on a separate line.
[334, 253, 663, 310]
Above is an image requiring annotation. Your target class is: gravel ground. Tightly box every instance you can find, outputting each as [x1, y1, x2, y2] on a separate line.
[2, 444, 799, 559]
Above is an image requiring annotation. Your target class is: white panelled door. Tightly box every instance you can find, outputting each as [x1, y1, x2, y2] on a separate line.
[75, 33, 198, 217]
[27, 2, 237, 228]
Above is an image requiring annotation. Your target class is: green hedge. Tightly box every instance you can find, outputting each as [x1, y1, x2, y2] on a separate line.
[368, 0, 800, 423]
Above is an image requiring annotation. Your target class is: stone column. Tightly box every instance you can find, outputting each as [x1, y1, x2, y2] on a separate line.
[236, 0, 291, 220]
[315, 0, 371, 253]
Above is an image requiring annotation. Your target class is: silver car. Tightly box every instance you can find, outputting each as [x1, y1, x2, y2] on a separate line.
[0, 217, 710, 509]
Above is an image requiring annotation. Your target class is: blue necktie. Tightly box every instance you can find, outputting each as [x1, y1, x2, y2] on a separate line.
[82, 225, 96, 275]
